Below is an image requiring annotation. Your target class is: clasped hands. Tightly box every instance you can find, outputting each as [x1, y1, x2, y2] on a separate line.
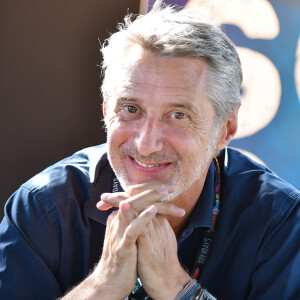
[94, 182, 192, 300]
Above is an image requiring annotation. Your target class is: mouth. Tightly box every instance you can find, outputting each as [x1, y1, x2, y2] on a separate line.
[128, 156, 172, 171]
[133, 158, 161, 168]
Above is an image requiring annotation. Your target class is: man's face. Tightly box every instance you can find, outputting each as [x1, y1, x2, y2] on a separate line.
[104, 45, 219, 201]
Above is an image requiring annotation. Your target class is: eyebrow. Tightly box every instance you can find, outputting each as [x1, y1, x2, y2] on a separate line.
[116, 97, 199, 113]
[116, 97, 139, 104]
[166, 102, 197, 111]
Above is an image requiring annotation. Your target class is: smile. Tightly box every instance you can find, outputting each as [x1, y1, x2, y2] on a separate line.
[134, 158, 160, 168]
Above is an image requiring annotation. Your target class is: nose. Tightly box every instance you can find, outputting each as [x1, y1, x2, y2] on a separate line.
[135, 117, 164, 157]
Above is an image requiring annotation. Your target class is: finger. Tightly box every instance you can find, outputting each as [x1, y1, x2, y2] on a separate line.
[106, 210, 118, 226]
[101, 192, 127, 201]
[98, 188, 168, 213]
[137, 215, 175, 247]
[97, 182, 175, 211]
[122, 205, 157, 247]
[105, 206, 136, 245]
[126, 181, 175, 197]
[96, 200, 113, 210]
[97, 192, 185, 217]
[154, 202, 185, 218]
[126, 188, 171, 213]
[119, 201, 138, 224]
[98, 182, 172, 207]
[96, 192, 127, 210]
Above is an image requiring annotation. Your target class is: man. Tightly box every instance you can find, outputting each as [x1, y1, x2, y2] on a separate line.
[1, 1, 300, 299]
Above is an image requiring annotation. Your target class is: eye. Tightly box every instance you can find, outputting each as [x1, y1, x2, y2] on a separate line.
[118, 104, 142, 121]
[124, 105, 139, 114]
[170, 111, 188, 119]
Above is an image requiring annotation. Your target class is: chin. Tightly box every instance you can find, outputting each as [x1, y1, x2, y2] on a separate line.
[117, 175, 163, 190]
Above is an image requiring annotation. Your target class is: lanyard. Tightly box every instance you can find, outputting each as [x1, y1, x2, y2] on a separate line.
[191, 157, 221, 280]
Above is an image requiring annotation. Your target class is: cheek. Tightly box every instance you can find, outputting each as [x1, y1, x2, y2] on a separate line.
[166, 128, 202, 154]
[106, 116, 137, 144]
[168, 126, 215, 162]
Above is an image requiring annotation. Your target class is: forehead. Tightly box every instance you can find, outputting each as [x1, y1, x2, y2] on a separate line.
[120, 45, 208, 82]
[109, 44, 211, 110]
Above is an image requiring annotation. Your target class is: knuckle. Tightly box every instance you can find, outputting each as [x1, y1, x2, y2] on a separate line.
[107, 211, 117, 223]
[156, 214, 167, 224]
[156, 202, 173, 213]
[124, 226, 135, 239]
[114, 245, 125, 258]
[119, 200, 126, 208]
[126, 186, 136, 197]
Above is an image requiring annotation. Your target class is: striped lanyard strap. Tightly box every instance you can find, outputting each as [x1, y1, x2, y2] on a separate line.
[192, 157, 221, 280]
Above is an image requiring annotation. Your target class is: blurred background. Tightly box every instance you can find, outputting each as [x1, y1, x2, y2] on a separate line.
[1, 0, 299, 219]
[0, 0, 140, 219]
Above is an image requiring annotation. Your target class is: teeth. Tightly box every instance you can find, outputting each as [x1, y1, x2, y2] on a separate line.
[134, 158, 160, 168]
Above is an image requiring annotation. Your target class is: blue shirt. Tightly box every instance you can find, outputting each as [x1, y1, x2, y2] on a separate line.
[0, 144, 300, 299]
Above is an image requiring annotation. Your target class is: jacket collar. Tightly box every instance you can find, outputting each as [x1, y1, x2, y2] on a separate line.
[86, 154, 122, 224]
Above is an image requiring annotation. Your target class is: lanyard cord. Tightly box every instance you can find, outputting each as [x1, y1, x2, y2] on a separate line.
[191, 157, 221, 280]
[213, 157, 221, 228]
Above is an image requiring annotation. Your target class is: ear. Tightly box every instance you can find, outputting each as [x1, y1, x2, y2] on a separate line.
[215, 104, 240, 151]
[102, 100, 107, 118]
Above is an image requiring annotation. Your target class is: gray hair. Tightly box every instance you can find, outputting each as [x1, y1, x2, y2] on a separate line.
[101, 0, 242, 128]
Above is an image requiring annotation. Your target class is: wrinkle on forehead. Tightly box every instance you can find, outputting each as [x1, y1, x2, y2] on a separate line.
[132, 51, 206, 80]
[114, 44, 209, 89]
[109, 45, 211, 116]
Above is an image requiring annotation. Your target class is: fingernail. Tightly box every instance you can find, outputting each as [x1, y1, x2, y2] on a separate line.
[96, 201, 104, 209]
[177, 208, 186, 217]
[149, 205, 157, 214]
[96, 200, 111, 211]
[100, 193, 110, 200]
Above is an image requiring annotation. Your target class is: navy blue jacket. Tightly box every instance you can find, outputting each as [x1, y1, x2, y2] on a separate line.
[0, 144, 299, 299]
